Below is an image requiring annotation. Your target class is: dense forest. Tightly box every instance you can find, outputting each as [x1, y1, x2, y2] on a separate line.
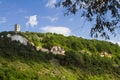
[0, 31, 120, 80]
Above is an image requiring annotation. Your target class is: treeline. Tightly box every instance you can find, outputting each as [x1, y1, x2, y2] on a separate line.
[19, 32, 120, 53]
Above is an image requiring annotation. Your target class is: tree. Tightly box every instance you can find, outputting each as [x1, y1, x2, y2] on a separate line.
[56, 0, 120, 39]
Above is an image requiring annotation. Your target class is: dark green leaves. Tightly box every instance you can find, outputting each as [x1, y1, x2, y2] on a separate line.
[56, 0, 120, 39]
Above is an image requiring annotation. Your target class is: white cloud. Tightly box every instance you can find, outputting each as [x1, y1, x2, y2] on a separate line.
[116, 42, 120, 46]
[0, 17, 6, 24]
[44, 16, 58, 22]
[46, 0, 56, 8]
[109, 40, 120, 46]
[41, 26, 71, 36]
[26, 15, 38, 27]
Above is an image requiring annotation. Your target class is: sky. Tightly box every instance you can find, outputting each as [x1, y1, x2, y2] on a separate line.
[0, 0, 120, 45]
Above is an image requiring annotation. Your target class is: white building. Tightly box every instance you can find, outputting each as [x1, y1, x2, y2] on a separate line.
[50, 46, 65, 55]
[14, 24, 20, 32]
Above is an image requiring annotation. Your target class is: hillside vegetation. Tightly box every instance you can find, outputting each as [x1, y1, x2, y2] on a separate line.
[0, 31, 120, 80]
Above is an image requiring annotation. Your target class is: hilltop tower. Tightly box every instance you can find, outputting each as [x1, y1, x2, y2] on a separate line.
[14, 24, 20, 32]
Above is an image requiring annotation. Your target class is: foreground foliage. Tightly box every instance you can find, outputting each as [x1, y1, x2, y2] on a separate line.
[56, 0, 120, 39]
[0, 31, 120, 80]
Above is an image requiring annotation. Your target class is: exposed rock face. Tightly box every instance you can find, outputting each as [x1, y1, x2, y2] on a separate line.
[1, 35, 4, 38]
[7, 34, 28, 45]
[40, 48, 49, 53]
[80, 50, 86, 54]
[50, 46, 65, 55]
[35, 46, 41, 51]
[6, 34, 65, 55]
[30, 42, 35, 46]
[100, 52, 112, 58]
[7, 34, 11, 38]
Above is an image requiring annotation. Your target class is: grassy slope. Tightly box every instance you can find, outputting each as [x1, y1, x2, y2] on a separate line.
[0, 31, 120, 80]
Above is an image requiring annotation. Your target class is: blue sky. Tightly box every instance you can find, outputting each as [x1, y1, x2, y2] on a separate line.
[0, 0, 120, 44]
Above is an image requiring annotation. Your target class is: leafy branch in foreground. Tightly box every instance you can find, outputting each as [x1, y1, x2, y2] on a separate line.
[56, 0, 120, 39]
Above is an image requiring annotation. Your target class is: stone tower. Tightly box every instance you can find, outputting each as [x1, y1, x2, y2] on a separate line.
[14, 24, 20, 32]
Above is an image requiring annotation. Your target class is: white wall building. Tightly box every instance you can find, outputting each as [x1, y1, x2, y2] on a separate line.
[14, 24, 20, 32]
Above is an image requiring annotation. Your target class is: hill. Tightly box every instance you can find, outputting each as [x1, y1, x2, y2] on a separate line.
[0, 31, 120, 80]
